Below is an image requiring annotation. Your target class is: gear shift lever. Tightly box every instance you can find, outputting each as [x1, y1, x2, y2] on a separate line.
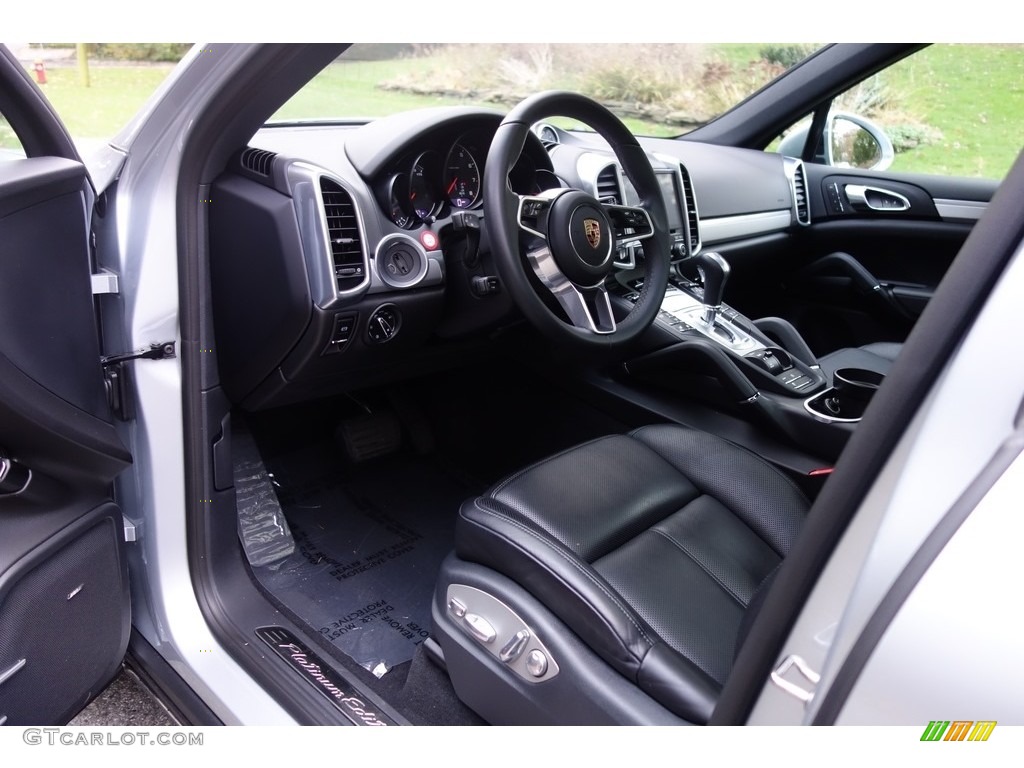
[696, 251, 730, 325]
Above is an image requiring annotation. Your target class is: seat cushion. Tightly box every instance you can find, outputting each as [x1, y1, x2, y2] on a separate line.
[455, 424, 809, 722]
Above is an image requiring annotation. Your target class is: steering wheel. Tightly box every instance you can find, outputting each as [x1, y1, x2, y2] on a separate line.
[484, 91, 671, 350]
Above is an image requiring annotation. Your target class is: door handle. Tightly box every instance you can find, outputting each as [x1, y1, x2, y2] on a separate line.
[844, 184, 911, 212]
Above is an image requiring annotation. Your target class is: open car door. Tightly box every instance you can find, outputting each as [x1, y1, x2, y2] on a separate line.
[0, 46, 132, 725]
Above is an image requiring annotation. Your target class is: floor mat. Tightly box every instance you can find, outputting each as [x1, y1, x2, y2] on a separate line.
[250, 441, 473, 679]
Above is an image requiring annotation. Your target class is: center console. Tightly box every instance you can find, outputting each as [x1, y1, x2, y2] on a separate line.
[620, 252, 887, 461]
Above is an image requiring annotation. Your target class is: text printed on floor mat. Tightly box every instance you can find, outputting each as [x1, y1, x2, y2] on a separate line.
[320, 597, 430, 645]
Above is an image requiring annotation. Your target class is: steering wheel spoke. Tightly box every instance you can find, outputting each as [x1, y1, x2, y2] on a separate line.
[526, 242, 616, 334]
[603, 203, 655, 246]
[517, 192, 558, 240]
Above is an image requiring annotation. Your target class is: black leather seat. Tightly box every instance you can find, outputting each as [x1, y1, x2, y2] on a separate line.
[437, 423, 810, 724]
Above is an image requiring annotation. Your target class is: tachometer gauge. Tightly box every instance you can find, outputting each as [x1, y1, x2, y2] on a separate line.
[444, 143, 480, 209]
[409, 151, 441, 221]
[386, 174, 414, 229]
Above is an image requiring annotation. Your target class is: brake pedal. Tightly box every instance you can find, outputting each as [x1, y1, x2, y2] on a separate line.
[336, 411, 402, 462]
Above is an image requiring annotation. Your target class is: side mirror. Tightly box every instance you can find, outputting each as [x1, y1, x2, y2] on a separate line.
[826, 112, 894, 171]
[778, 111, 895, 172]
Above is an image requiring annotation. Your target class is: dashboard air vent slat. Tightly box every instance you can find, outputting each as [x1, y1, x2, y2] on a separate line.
[596, 165, 622, 204]
[319, 178, 366, 293]
[792, 161, 810, 225]
[678, 164, 702, 256]
[240, 147, 277, 176]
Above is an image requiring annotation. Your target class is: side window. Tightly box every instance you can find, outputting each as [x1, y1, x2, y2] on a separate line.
[773, 44, 1021, 180]
[0, 112, 27, 160]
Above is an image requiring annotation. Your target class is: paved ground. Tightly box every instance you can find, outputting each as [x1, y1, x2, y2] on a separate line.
[69, 668, 179, 727]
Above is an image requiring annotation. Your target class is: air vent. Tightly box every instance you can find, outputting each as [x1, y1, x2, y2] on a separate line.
[678, 164, 702, 256]
[596, 164, 622, 204]
[791, 161, 810, 225]
[319, 178, 367, 294]
[240, 147, 277, 176]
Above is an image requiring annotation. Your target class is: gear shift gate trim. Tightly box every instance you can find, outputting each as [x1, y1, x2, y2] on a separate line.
[660, 287, 765, 355]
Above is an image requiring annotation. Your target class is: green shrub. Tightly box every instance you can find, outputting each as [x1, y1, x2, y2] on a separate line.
[92, 44, 191, 62]
[759, 44, 815, 68]
[885, 123, 943, 153]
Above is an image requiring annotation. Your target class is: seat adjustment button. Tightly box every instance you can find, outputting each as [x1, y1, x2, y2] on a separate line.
[498, 629, 531, 663]
[448, 598, 467, 619]
[463, 613, 497, 644]
[525, 649, 548, 677]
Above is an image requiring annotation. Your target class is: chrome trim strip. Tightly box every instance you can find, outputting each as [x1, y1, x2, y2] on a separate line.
[783, 156, 811, 226]
[701, 210, 792, 244]
[803, 390, 862, 424]
[290, 162, 371, 300]
[0, 658, 26, 686]
[677, 163, 703, 257]
[526, 244, 616, 334]
[770, 655, 820, 704]
[934, 198, 988, 221]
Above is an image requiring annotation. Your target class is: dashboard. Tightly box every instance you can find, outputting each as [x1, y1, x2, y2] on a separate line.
[206, 107, 813, 410]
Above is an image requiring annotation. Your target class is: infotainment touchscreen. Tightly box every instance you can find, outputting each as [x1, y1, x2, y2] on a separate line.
[655, 170, 684, 233]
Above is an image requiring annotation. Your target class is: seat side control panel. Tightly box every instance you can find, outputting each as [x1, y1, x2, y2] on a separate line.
[447, 584, 559, 683]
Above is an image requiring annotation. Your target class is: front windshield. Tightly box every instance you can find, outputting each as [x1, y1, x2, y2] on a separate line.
[271, 43, 821, 137]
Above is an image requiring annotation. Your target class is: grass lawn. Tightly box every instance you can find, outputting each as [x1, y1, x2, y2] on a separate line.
[882, 44, 1023, 178]
[6, 45, 1021, 179]
[14, 64, 176, 147]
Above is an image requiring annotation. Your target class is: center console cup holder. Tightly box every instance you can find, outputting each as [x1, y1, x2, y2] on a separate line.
[805, 367, 885, 421]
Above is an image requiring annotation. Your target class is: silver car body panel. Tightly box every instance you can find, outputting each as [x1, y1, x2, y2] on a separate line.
[836, 442, 1024, 723]
[749, 239, 1024, 724]
[100, 43, 296, 725]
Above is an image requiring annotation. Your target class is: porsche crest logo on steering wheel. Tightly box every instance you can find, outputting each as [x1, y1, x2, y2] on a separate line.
[583, 218, 601, 249]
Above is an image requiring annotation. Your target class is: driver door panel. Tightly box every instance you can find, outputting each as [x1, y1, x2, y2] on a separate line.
[0, 86, 132, 722]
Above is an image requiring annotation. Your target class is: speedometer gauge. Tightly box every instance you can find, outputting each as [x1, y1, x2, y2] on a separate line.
[444, 143, 480, 209]
[409, 151, 441, 221]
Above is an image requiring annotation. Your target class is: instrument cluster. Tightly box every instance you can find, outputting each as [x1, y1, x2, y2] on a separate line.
[379, 129, 559, 229]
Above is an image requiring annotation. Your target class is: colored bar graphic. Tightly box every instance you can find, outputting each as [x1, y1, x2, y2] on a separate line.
[945, 721, 973, 741]
[920, 720, 996, 742]
[921, 721, 950, 741]
[968, 721, 997, 742]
